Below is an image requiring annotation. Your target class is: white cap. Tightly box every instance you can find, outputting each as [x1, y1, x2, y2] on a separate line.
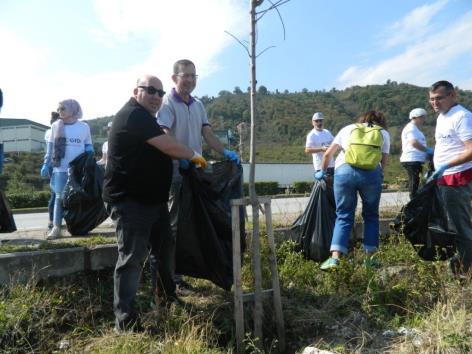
[107, 121, 112, 128]
[312, 112, 324, 120]
[409, 108, 427, 119]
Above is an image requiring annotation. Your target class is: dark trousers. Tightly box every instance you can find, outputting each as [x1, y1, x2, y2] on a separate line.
[401, 162, 423, 199]
[439, 182, 472, 272]
[107, 199, 175, 328]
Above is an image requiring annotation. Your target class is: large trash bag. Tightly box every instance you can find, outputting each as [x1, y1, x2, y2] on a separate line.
[63, 152, 108, 235]
[175, 161, 245, 291]
[290, 177, 336, 261]
[0, 190, 17, 233]
[392, 180, 455, 261]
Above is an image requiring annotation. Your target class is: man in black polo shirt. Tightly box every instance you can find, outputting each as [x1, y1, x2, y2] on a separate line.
[103, 74, 207, 331]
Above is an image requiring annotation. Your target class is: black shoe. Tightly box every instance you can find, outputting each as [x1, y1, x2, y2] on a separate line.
[164, 295, 186, 308]
[114, 316, 142, 333]
[175, 280, 195, 296]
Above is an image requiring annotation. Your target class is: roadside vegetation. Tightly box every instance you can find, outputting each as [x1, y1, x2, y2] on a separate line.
[1, 227, 471, 353]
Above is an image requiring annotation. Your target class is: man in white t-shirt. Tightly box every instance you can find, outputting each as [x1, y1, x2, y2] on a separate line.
[305, 112, 335, 174]
[400, 108, 434, 199]
[429, 80, 472, 275]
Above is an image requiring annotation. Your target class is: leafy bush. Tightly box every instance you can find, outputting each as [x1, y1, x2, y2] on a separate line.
[292, 181, 313, 194]
[6, 191, 50, 209]
[243, 181, 279, 196]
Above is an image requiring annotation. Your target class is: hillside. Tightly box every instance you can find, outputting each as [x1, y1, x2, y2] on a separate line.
[87, 82, 472, 164]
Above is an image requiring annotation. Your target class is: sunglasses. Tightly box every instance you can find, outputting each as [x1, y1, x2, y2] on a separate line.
[138, 86, 166, 97]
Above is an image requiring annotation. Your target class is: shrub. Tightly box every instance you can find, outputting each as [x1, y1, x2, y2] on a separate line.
[6, 191, 50, 209]
[243, 181, 279, 196]
[292, 181, 313, 194]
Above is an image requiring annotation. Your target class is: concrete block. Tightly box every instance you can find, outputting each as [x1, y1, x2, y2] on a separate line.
[86, 244, 118, 271]
[0, 247, 85, 285]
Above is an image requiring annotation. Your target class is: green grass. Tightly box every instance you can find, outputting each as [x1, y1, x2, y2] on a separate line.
[1, 230, 471, 353]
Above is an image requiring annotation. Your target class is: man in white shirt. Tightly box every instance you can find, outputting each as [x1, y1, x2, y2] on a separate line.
[157, 59, 239, 294]
[429, 80, 472, 275]
[305, 112, 335, 175]
[400, 108, 433, 199]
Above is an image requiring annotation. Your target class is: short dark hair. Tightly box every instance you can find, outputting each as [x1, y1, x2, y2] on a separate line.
[173, 59, 195, 74]
[357, 110, 388, 129]
[50, 111, 60, 124]
[430, 80, 455, 94]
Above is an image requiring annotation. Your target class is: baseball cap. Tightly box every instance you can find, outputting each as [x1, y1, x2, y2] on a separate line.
[312, 112, 324, 121]
[409, 108, 427, 119]
[107, 121, 112, 128]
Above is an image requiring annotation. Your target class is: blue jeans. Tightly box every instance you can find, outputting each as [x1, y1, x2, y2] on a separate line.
[50, 171, 68, 226]
[330, 164, 383, 254]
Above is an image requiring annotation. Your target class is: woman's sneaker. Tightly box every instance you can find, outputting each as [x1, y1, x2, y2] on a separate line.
[320, 257, 339, 271]
[46, 226, 62, 240]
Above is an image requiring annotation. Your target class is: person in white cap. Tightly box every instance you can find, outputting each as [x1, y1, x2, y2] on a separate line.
[97, 121, 112, 167]
[400, 107, 434, 199]
[305, 112, 335, 175]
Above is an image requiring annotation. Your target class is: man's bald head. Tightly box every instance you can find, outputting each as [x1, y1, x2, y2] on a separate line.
[133, 75, 165, 116]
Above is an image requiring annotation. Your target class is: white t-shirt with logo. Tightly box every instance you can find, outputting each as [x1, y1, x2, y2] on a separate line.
[48, 121, 92, 172]
[305, 128, 335, 170]
[434, 104, 472, 175]
[400, 121, 428, 163]
[332, 123, 390, 170]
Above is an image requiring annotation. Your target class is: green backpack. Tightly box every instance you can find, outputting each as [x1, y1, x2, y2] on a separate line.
[344, 124, 384, 170]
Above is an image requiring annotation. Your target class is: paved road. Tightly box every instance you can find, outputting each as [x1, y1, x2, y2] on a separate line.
[11, 191, 409, 230]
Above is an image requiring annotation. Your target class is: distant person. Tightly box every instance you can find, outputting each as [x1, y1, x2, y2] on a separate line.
[428, 80, 472, 276]
[43, 111, 60, 231]
[400, 108, 434, 199]
[315, 110, 390, 270]
[41, 99, 93, 239]
[305, 112, 335, 175]
[157, 59, 240, 294]
[97, 121, 112, 167]
[103, 74, 207, 332]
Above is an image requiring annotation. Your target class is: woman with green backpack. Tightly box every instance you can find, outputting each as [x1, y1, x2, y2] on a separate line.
[314, 110, 390, 270]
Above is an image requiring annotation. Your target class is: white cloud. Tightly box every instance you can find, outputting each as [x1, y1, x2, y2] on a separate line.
[0, 0, 246, 125]
[337, 10, 472, 89]
[381, 0, 449, 48]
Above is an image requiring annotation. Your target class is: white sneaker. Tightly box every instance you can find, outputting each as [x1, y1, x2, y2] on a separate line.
[46, 226, 62, 240]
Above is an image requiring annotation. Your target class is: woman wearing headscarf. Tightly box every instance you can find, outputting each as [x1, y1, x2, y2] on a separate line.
[315, 110, 390, 270]
[41, 99, 93, 239]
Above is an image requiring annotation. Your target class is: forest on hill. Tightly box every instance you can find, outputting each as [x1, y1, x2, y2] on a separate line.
[87, 82, 472, 163]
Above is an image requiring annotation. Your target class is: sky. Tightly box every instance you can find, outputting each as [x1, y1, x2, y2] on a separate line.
[0, 0, 471, 125]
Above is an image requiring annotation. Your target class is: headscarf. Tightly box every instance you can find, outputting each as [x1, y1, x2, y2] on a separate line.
[51, 99, 83, 167]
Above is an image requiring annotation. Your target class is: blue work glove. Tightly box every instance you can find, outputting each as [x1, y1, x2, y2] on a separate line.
[223, 149, 240, 164]
[425, 147, 434, 155]
[429, 164, 449, 181]
[40, 163, 50, 178]
[179, 159, 190, 170]
[314, 170, 326, 181]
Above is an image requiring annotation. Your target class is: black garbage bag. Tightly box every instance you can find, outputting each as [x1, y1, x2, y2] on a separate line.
[63, 152, 108, 235]
[0, 190, 17, 233]
[392, 180, 456, 260]
[175, 161, 245, 291]
[290, 177, 336, 261]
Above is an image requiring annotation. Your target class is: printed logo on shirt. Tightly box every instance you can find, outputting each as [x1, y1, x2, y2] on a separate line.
[69, 138, 82, 143]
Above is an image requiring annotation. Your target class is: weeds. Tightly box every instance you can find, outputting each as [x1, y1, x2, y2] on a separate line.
[1, 230, 471, 353]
